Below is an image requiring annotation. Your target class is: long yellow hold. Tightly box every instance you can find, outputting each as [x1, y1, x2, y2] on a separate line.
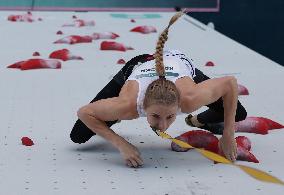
[157, 131, 284, 185]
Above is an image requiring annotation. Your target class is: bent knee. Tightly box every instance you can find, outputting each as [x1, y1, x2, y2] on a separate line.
[235, 105, 247, 122]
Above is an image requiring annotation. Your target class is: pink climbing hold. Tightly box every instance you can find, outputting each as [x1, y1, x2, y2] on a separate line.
[238, 84, 249, 95]
[32, 52, 40, 56]
[56, 30, 63, 35]
[100, 41, 134, 52]
[92, 32, 120, 40]
[117, 59, 126, 64]
[205, 61, 215, 66]
[130, 26, 157, 34]
[7, 59, 61, 70]
[49, 49, 83, 61]
[62, 19, 95, 27]
[54, 35, 93, 44]
[21, 137, 34, 146]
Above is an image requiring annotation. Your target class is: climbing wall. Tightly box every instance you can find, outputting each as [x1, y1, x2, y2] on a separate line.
[0, 11, 284, 195]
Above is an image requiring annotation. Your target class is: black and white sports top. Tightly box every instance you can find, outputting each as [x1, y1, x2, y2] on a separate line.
[126, 49, 196, 117]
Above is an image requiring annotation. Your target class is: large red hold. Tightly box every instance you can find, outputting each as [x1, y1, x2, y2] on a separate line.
[171, 130, 219, 153]
[49, 49, 83, 61]
[7, 59, 61, 70]
[236, 117, 269, 134]
[172, 130, 259, 163]
[100, 41, 134, 52]
[54, 35, 93, 44]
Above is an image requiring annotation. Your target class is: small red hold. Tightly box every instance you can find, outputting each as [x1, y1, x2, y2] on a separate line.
[54, 35, 93, 44]
[100, 41, 134, 52]
[21, 137, 34, 146]
[49, 49, 83, 61]
[238, 84, 249, 95]
[130, 26, 157, 34]
[205, 61, 215, 66]
[56, 30, 63, 35]
[32, 52, 40, 56]
[62, 19, 95, 27]
[130, 19, 136, 23]
[117, 59, 126, 64]
[92, 32, 120, 40]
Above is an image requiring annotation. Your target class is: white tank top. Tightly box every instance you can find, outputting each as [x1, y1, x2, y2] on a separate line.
[126, 49, 196, 117]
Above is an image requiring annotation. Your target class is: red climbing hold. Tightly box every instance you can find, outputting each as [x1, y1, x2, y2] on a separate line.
[238, 84, 249, 95]
[171, 130, 219, 153]
[100, 41, 134, 52]
[62, 19, 95, 27]
[130, 26, 157, 34]
[7, 59, 61, 70]
[117, 59, 126, 64]
[172, 130, 259, 163]
[92, 32, 120, 40]
[258, 117, 284, 130]
[54, 35, 93, 44]
[236, 146, 259, 163]
[49, 49, 83, 61]
[235, 136, 251, 151]
[8, 13, 34, 22]
[21, 137, 34, 146]
[32, 52, 40, 56]
[236, 117, 269, 134]
[205, 61, 215, 66]
[56, 30, 63, 35]
[171, 136, 190, 152]
[218, 136, 259, 163]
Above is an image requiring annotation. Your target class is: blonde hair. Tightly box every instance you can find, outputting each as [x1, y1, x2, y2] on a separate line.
[143, 10, 187, 109]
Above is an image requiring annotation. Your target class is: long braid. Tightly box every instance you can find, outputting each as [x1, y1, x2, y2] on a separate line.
[143, 10, 187, 110]
[154, 10, 187, 78]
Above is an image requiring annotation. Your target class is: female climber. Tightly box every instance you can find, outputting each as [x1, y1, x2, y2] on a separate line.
[71, 11, 247, 168]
